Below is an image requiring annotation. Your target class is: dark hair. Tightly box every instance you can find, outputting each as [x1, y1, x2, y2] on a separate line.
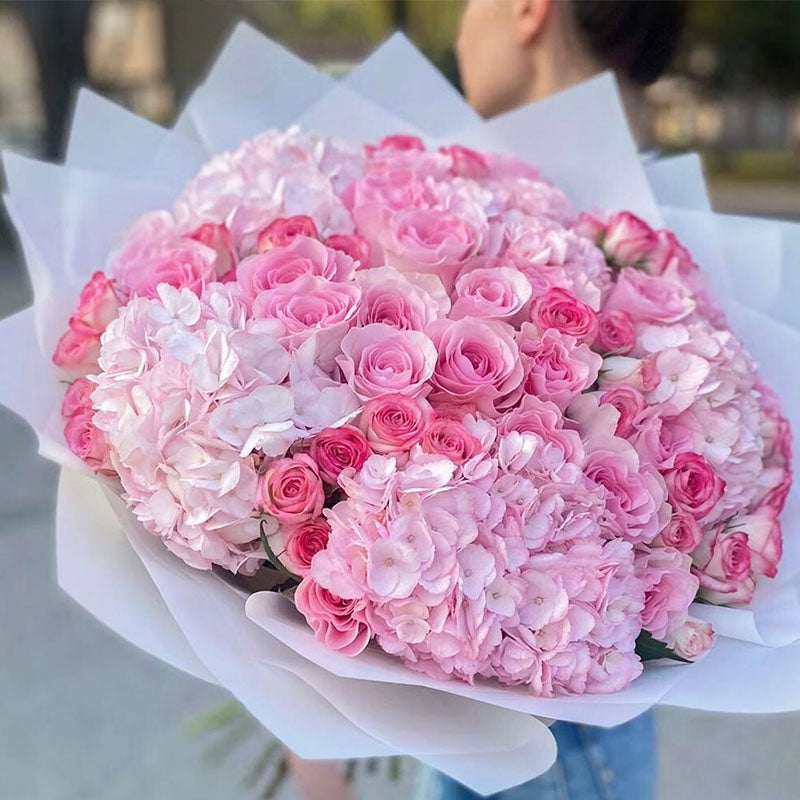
[571, 0, 687, 86]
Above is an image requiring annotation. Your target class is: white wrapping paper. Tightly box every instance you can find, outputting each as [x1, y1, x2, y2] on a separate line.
[2, 22, 800, 794]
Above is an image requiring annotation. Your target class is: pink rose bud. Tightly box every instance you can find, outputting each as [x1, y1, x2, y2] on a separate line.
[256, 215, 319, 252]
[294, 577, 371, 656]
[68, 271, 121, 337]
[663, 452, 725, 520]
[598, 385, 645, 438]
[573, 211, 607, 243]
[654, 511, 703, 554]
[671, 618, 714, 660]
[281, 518, 331, 576]
[601, 211, 658, 268]
[421, 418, 482, 465]
[61, 376, 95, 419]
[595, 309, 636, 355]
[530, 287, 599, 345]
[257, 453, 325, 524]
[52, 328, 101, 377]
[185, 222, 237, 280]
[63, 410, 111, 473]
[359, 394, 428, 454]
[439, 144, 489, 178]
[310, 425, 371, 485]
[325, 233, 371, 267]
[644, 230, 695, 276]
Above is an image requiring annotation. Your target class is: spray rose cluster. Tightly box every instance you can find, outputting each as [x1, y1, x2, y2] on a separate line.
[52, 128, 791, 695]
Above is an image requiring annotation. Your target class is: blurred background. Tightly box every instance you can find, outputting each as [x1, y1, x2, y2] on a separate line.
[1, 2, 799, 799]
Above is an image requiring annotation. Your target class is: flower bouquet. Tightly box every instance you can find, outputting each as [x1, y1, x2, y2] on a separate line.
[2, 24, 800, 796]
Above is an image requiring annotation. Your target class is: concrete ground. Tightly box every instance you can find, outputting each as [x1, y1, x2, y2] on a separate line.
[1, 239, 799, 800]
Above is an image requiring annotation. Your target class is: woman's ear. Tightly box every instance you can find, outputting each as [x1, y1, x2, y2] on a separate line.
[513, 0, 553, 45]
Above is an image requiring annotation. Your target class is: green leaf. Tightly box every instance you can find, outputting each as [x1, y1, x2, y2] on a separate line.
[259, 519, 300, 583]
[185, 700, 244, 736]
[636, 630, 691, 663]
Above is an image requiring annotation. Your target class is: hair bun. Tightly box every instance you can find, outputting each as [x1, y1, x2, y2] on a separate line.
[572, 0, 687, 86]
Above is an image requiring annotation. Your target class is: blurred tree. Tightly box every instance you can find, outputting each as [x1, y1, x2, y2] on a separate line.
[687, 0, 800, 93]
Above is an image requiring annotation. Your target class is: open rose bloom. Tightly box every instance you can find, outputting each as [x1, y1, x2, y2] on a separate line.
[3, 26, 800, 796]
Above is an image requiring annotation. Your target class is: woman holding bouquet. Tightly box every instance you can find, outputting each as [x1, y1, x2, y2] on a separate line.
[435, 1, 686, 798]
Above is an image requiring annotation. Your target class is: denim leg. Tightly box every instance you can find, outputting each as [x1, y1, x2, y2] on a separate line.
[436, 713, 656, 800]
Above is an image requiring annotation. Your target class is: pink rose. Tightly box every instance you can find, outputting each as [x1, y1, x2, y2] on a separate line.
[421, 418, 482, 465]
[518, 325, 601, 411]
[337, 323, 436, 400]
[384, 208, 479, 290]
[498, 395, 584, 464]
[280, 518, 331, 576]
[653, 511, 703, 554]
[256, 215, 319, 252]
[629, 411, 693, 469]
[252, 273, 360, 348]
[257, 454, 325, 523]
[583, 436, 668, 543]
[185, 222, 237, 279]
[604, 268, 694, 324]
[693, 529, 752, 596]
[600, 211, 658, 268]
[698, 574, 755, 606]
[663, 452, 725, 520]
[310, 425, 371, 485]
[599, 356, 660, 394]
[367, 134, 425, 154]
[119, 239, 217, 299]
[355, 267, 448, 331]
[325, 233, 371, 267]
[428, 318, 524, 416]
[599, 386, 645, 438]
[672, 618, 714, 660]
[530, 287, 598, 345]
[352, 166, 430, 222]
[450, 267, 532, 322]
[294, 577, 371, 656]
[237, 236, 355, 301]
[595, 310, 636, 355]
[574, 212, 606, 243]
[63, 410, 111, 472]
[439, 144, 489, 178]
[68, 272, 121, 336]
[61, 377, 95, 418]
[644, 230, 695, 276]
[359, 394, 428, 454]
[52, 328, 101, 376]
[728, 508, 782, 579]
[637, 547, 698, 641]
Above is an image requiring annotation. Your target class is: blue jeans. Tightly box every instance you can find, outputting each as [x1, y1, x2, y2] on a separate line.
[438, 713, 655, 800]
